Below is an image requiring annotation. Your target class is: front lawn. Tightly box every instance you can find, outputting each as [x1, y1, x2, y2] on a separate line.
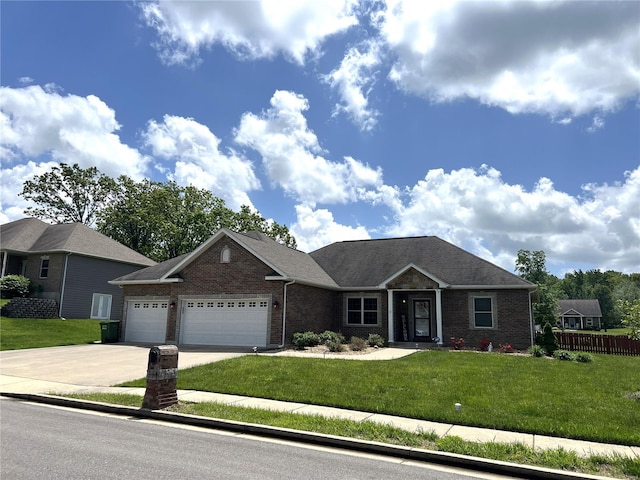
[123, 350, 640, 446]
[0, 317, 102, 350]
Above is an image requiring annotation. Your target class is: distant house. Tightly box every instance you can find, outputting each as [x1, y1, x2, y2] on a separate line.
[0, 218, 156, 320]
[110, 229, 537, 349]
[557, 299, 603, 330]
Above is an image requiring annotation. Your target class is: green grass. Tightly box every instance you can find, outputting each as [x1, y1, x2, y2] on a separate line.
[122, 350, 640, 446]
[0, 317, 102, 350]
[68, 392, 640, 479]
[0, 299, 10, 308]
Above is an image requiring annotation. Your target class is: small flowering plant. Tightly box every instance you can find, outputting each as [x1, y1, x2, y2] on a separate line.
[499, 343, 515, 353]
[450, 337, 465, 350]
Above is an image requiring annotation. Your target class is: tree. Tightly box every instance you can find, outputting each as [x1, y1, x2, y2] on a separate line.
[515, 249, 548, 284]
[20, 163, 116, 226]
[618, 299, 640, 340]
[97, 177, 296, 262]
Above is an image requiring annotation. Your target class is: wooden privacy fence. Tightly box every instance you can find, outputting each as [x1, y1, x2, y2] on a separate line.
[556, 332, 640, 356]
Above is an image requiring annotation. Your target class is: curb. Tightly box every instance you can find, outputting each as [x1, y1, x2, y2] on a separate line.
[1, 392, 612, 480]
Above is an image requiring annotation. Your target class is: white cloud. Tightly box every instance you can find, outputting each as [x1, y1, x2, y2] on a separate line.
[383, 165, 640, 273]
[143, 114, 260, 210]
[0, 85, 149, 180]
[322, 40, 382, 131]
[234, 90, 383, 205]
[18, 77, 34, 85]
[375, 0, 640, 120]
[140, 0, 359, 66]
[0, 161, 59, 223]
[291, 204, 370, 252]
[587, 115, 605, 133]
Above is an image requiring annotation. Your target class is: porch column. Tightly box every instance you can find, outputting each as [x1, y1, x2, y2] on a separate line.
[387, 290, 394, 343]
[435, 289, 443, 345]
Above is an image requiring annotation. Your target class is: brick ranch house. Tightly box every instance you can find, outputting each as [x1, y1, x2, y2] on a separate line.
[110, 229, 537, 349]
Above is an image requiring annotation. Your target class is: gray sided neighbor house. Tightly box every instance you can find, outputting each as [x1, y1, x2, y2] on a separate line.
[1, 218, 156, 320]
[111, 229, 537, 349]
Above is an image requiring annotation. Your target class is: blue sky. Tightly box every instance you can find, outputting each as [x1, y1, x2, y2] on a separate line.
[1, 0, 639, 275]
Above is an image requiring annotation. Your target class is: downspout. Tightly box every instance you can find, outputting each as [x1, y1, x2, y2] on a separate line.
[58, 253, 71, 319]
[1, 251, 7, 277]
[529, 290, 535, 347]
[278, 280, 295, 348]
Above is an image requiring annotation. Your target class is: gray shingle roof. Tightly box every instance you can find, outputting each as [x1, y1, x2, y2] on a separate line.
[1, 218, 155, 267]
[310, 236, 534, 288]
[558, 299, 602, 317]
[111, 230, 534, 290]
[110, 229, 338, 287]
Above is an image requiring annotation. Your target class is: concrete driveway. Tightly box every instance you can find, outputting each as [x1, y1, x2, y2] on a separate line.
[0, 343, 247, 393]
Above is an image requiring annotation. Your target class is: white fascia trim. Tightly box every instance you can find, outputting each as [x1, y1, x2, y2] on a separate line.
[108, 278, 183, 285]
[377, 263, 449, 289]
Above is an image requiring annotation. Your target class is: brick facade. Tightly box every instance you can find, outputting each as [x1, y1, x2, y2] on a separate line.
[120, 236, 533, 349]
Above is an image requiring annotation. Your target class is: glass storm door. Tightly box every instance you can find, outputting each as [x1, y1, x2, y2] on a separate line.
[413, 299, 431, 339]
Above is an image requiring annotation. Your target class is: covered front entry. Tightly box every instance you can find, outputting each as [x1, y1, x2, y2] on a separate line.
[390, 290, 443, 344]
[179, 297, 269, 347]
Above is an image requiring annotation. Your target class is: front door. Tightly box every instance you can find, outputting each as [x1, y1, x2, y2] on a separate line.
[413, 299, 431, 339]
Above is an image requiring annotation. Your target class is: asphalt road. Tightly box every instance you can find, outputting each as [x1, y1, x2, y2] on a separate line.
[0, 398, 516, 480]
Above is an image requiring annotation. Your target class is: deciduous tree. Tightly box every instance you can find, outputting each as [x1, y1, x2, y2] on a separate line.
[20, 163, 116, 226]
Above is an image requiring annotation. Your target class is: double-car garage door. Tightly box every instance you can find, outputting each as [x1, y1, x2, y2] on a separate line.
[125, 298, 269, 347]
[180, 298, 269, 347]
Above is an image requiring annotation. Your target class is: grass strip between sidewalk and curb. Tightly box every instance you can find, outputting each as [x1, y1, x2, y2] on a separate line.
[38, 392, 640, 480]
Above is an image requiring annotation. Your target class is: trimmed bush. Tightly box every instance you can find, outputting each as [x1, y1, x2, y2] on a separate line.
[529, 345, 546, 357]
[367, 333, 385, 348]
[539, 322, 560, 355]
[350, 336, 367, 351]
[553, 349, 575, 361]
[575, 352, 594, 363]
[319, 330, 345, 345]
[326, 340, 344, 352]
[0, 275, 30, 299]
[292, 331, 321, 350]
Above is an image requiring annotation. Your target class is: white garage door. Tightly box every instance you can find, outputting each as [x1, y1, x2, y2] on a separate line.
[180, 298, 269, 347]
[125, 300, 168, 344]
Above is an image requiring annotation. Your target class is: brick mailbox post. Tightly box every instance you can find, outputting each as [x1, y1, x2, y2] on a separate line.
[142, 345, 179, 410]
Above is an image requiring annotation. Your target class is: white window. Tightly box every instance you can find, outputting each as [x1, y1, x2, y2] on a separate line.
[90, 293, 112, 320]
[220, 246, 231, 263]
[472, 296, 495, 328]
[346, 296, 379, 325]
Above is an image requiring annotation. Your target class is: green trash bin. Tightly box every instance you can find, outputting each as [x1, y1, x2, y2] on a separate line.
[100, 320, 119, 343]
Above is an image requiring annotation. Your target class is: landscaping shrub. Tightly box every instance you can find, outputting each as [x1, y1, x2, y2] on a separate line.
[292, 331, 321, 350]
[0, 275, 30, 299]
[367, 333, 385, 348]
[450, 337, 465, 350]
[350, 336, 367, 351]
[319, 330, 345, 345]
[499, 343, 514, 353]
[538, 322, 560, 355]
[477, 338, 491, 351]
[326, 340, 344, 352]
[529, 345, 546, 357]
[575, 352, 594, 363]
[553, 349, 575, 361]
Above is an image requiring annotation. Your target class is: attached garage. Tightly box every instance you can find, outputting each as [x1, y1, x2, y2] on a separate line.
[179, 298, 269, 347]
[124, 299, 169, 343]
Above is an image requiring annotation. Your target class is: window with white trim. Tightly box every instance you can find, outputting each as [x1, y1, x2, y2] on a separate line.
[472, 296, 494, 328]
[220, 246, 231, 263]
[345, 296, 379, 325]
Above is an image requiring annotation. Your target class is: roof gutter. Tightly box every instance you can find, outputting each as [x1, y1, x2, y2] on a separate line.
[278, 280, 295, 349]
[108, 278, 184, 286]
